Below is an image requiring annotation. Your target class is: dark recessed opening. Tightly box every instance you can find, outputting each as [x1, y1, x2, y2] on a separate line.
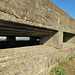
[15, 37, 40, 47]
[0, 36, 40, 49]
[63, 32, 75, 43]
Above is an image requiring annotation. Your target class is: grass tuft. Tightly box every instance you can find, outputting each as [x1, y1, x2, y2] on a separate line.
[50, 55, 75, 75]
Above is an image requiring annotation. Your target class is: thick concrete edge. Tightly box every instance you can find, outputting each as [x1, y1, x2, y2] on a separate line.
[0, 43, 75, 75]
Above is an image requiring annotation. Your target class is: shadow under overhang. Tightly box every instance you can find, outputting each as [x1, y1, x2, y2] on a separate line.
[0, 19, 57, 37]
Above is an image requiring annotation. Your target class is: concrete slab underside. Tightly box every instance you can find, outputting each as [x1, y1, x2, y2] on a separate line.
[0, 20, 56, 37]
[0, 0, 75, 34]
[0, 43, 75, 75]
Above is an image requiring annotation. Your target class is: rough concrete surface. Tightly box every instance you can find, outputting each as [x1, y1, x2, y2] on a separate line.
[0, 0, 75, 34]
[0, 43, 75, 75]
[0, 0, 75, 75]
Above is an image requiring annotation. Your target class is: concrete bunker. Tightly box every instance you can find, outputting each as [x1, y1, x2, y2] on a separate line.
[0, 0, 75, 74]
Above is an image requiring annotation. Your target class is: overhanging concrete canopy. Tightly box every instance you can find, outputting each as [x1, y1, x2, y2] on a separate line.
[0, 0, 75, 34]
[0, 19, 57, 37]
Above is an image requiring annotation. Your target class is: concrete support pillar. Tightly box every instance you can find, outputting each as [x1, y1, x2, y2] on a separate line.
[40, 31, 63, 49]
[30, 37, 37, 45]
[6, 36, 16, 47]
[30, 37, 36, 41]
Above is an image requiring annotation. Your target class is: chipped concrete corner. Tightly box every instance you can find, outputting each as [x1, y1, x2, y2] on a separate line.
[0, 0, 75, 75]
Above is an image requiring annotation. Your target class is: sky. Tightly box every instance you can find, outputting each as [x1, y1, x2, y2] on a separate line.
[50, 0, 75, 19]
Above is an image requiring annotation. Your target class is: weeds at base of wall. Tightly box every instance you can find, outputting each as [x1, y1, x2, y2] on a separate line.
[50, 55, 75, 75]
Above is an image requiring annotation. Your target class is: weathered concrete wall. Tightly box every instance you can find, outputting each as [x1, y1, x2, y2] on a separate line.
[0, 0, 75, 74]
[0, 44, 75, 75]
[0, 0, 75, 34]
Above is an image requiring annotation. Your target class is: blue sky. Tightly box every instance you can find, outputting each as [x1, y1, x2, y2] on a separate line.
[50, 0, 75, 19]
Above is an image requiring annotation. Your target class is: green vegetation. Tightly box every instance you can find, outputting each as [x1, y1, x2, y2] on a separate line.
[59, 61, 69, 67]
[67, 56, 75, 61]
[50, 55, 75, 75]
[50, 67, 66, 75]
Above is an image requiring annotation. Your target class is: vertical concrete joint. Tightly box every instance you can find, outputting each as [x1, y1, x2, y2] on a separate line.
[6, 36, 16, 47]
[30, 37, 37, 45]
